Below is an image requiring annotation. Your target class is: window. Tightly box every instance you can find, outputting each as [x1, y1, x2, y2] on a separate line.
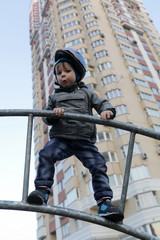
[153, 43, 160, 49]
[112, 25, 123, 32]
[77, 47, 88, 54]
[124, 54, 136, 62]
[106, 10, 116, 16]
[59, 6, 75, 14]
[58, 179, 65, 192]
[66, 188, 79, 206]
[86, 21, 98, 29]
[133, 78, 147, 87]
[56, 161, 63, 173]
[152, 124, 160, 132]
[116, 34, 128, 42]
[149, 35, 158, 41]
[145, 50, 152, 57]
[150, 59, 158, 66]
[81, 5, 92, 12]
[145, 75, 154, 82]
[120, 16, 129, 22]
[144, 27, 153, 33]
[85, 70, 95, 78]
[76, 220, 83, 230]
[62, 20, 79, 30]
[37, 216, 45, 228]
[121, 142, 141, 158]
[62, 222, 70, 237]
[96, 131, 112, 142]
[157, 51, 160, 57]
[135, 53, 144, 60]
[108, 17, 119, 24]
[116, 105, 128, 115]
[92, 39, 104, 48]
[136, 191, 158, 210]
[130, 165, 150, 181]
[87, 180, 93, 194]
[128, 65, 142, 74]
[141, 41, 148, 47]
[95, 50, 108, 59]
[63, 29, 81, 38]
[109, 174, 123, 187]
[140, 64, 149, 71]
[64, 38, 85, 48]
[64, 165, 76, 183]
[116, 128, 129, 137]
[106, 89, 122, 100]
[131, 44, 139, 50]
[60, 12, 77, 21]
[58, 0, 72, 7]
[80, 0, 90, 4]
[120, 44, 131, 51]
[83, 12, 95, 20]
[156, 101, 160, 107]
[145, 108, 160, 118]
[102, 75, 117, 85]
[139, 92, 154, 102]
[142, 222, 160, 236]
[86, 83, 97, 90]
[102, 151, 117, 162]
[89, 30, 100, 38]
[98, 62, 112, 71]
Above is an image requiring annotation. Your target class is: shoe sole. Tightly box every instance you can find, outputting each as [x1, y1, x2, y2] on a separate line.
[27, 194, 44, 205]
[98, 212, 124, 222]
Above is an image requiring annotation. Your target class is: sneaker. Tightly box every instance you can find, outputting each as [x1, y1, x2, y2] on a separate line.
[27, 189, 49, 205]
[98, 201, 124, 222]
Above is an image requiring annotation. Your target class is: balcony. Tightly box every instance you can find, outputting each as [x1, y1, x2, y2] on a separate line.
[121, 21, 143, 35]
[41, 0, 50, 17]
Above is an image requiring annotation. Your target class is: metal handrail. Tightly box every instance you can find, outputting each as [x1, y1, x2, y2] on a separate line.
[0, 109, 160, 240]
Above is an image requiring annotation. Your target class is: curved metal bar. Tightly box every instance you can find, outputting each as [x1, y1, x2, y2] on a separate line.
[0, 109, 159, 140]
[0, 109, 160, 240]
[0, 201, 159, 240]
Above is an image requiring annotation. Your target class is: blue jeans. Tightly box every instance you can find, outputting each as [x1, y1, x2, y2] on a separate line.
[35, 138, 113, 201]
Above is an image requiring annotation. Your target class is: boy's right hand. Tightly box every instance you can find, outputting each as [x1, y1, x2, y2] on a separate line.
[53, 108, 64, 116]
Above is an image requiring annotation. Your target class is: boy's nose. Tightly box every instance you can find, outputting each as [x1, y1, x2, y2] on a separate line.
[61, 71, 66, 77]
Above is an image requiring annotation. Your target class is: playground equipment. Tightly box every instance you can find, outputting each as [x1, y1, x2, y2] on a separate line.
[0, 109, 160, 240]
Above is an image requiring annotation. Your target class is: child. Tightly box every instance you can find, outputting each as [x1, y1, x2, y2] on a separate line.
[27, 48, 124, 222]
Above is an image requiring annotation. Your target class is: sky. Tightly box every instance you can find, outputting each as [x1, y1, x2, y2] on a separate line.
[0, 1, 159, 240]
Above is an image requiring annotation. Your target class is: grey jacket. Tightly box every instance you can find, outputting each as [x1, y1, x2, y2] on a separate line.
[43, 82, 116, 143]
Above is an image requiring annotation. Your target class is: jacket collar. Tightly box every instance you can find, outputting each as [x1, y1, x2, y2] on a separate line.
[55, 82, 87, 93]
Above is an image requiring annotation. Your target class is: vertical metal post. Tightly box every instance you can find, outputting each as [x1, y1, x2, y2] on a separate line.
[119, 131, 136, 213]
[22, 114, 33, 202]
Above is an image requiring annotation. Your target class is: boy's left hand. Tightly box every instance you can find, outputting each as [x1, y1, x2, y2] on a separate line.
[100, 110, 114, 121]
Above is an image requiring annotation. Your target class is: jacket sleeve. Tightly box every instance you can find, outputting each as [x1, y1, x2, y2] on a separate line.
[42, 95, 58, 125]
[90, 90, 116, 119]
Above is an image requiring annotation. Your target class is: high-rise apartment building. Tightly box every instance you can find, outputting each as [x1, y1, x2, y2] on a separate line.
[29, 0, 160, 239]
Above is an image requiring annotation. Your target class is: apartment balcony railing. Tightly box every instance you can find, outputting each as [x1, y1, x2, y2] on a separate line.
[0, 109, 160, 240]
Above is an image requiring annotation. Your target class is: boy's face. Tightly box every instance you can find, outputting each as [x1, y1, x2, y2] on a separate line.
[55, 62, 76, 88]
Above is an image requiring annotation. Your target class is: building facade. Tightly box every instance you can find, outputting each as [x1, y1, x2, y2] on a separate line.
[29, 0, 160, 239]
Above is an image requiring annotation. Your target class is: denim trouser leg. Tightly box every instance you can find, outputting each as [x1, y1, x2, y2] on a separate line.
[73, 141, 113, 201]
[34, 138, 72, 188]
[35, 138, 113, 202]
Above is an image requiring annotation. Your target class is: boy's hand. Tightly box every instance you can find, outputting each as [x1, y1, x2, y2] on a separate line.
[100, 110, 114, 121]
[53, 108, 64, 116]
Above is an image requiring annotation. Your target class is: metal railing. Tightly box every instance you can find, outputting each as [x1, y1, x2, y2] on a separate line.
[0, 109, 160, 240]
